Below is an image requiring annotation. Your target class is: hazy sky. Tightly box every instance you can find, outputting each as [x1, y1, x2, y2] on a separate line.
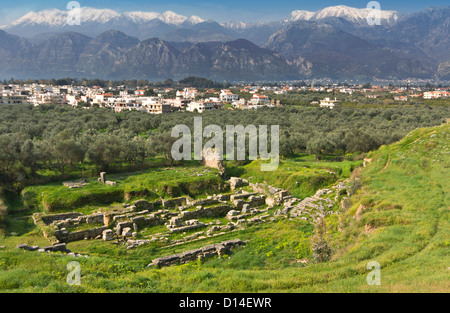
[0, 0, 448, 24]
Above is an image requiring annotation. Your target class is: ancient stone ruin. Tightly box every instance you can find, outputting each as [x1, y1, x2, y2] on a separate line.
[147, 239, 246, 268]
[32, 176, 348, 263]
[202, 148, 226, 178]
[16, 242, 89, 258]
[98, 172, 117, 186]
[229, 177, 249, 191]
[63, 179, 89, 189]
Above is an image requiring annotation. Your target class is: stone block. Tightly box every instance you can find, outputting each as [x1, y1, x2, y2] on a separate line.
[122, 227, 132, 237]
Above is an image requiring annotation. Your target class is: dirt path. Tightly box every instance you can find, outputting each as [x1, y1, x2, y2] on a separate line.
[411, 130, 437, 145]
[381, 129, 439, 173]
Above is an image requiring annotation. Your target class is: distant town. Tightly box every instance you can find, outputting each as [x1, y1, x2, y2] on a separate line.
[1, 78, 449, 113]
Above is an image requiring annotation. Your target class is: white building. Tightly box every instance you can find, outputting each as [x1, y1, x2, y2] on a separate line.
[177, 88, 198, 99]
[163, 97, 189, 110]
[66, 95, 79, 106]
[28, 93, 65, 105]
[0, 91, 28, 105]
[423, 91, 449, 99]
[220, 90, 239, 102]
[92, 93, 114, 105]
[320, 98, 340, 109]
[187, 101, 223, 113]
[250, 94, 270, 105]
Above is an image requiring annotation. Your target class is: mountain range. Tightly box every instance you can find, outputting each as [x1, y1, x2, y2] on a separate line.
[0, 5, 449, 81]
[0, 30, 297, 81]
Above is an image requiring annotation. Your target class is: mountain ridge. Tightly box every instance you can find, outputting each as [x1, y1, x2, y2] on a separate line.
[0, 30, 297, 81]
[286, 5, 398, 25]
[263, 21, 432, 80]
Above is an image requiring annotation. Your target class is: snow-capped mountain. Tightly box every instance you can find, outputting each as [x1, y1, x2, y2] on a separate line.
[122, 10, 205, 25]
[184, 15, 207, 25]
[221, 21, 249, 30]
[286, 5, 398, 25]
[0, 7, 209, 40]
[288, 10, 315, 22]
[5, 7, 204, 28]
[3, 5, 400, 34]
[121, 11, 161, 24]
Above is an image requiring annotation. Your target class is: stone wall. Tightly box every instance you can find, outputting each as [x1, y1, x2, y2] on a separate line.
[54, 226, 107, 243]
[86, 213, 104, 224]
[130, 215, 164, 228]
[34, 212, 106, 228]
[147, 239, 245, 268]
[162, 197, 188, 209]
[188, 198, 220, 207]
[180, 204, 233, 220]
[232, 195, 265, 210]
[35, 212, 84, 225]
[230, 192, 258, 201]
[133, 199, 155, 211]
[103, 207, 138, 226]
[167, 220, 207, 233]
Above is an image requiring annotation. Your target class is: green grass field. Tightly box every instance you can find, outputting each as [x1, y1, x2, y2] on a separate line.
[0, 123, 448, 292]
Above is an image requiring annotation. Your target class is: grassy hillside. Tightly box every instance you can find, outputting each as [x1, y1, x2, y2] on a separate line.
[231, 155, 362, 199]
[19, 165, 224, 213]
[0, 123, 448, 292]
